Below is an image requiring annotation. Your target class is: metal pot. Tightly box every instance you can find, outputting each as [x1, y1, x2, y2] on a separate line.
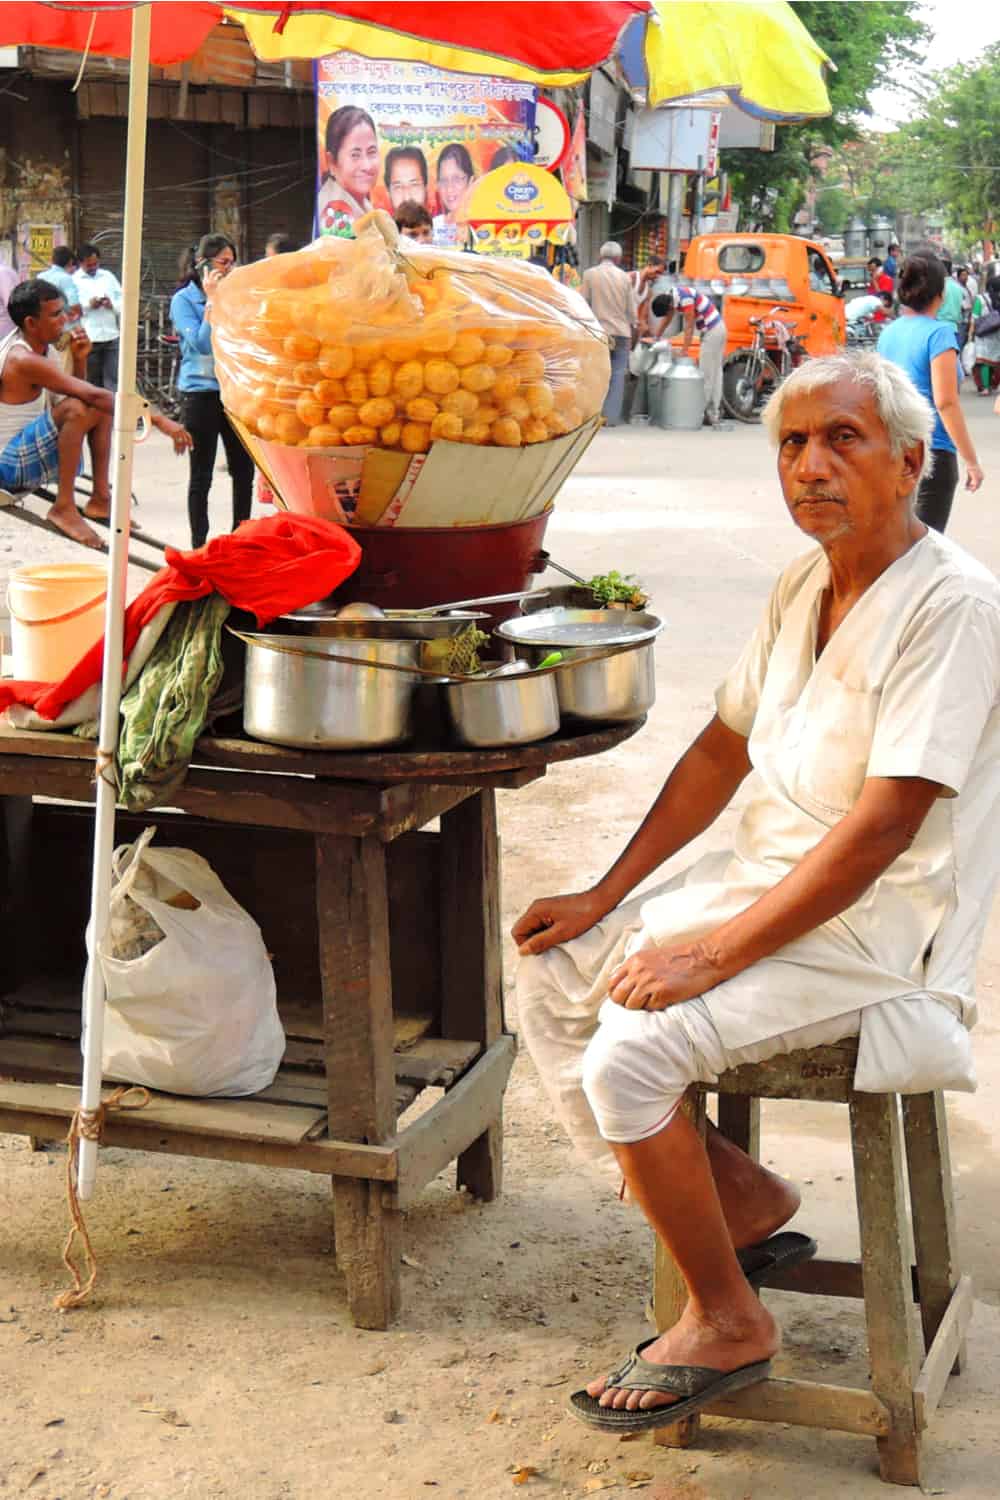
[512, 641, 656, 723]
[239, 631, 421, 750]
[275, 605, 489, 641]
[495, 608, 663, 724]
[443, 664, 560, 747]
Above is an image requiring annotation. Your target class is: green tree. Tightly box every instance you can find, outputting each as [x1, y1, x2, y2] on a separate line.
[890, 48, 1000, 241]
[814, 185, 850, 234]
[722, 2, 927, 226]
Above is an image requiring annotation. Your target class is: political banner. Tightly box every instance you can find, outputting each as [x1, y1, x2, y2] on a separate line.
[315, 52, 537, 245]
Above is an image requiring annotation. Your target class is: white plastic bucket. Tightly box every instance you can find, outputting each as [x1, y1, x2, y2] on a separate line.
[7, 563, 107, 682]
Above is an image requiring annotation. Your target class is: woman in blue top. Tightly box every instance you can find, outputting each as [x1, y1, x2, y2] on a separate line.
[170, 233, 254, 548]
[876, 253, 982, 532]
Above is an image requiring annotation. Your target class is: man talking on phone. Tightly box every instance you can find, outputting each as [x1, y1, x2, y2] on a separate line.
[72, 242, 122, 392]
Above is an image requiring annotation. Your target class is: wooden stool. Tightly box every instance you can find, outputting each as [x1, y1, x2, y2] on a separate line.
[652, 1040, 972, 1487]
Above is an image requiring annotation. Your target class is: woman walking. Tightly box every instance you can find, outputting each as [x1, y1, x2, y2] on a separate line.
[877, 253, 983, 532]
[170, 234, 254, 549]
[970, 273, 1000, 397]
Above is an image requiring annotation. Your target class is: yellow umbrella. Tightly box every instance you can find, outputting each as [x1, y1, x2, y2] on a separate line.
[640, 0, 833, 121]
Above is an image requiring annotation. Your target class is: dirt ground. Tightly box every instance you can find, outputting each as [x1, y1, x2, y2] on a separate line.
[3, 399, 1000, 1498]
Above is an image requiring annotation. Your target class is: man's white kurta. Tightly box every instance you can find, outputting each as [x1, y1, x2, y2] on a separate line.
[632, 528, 1000, 1049]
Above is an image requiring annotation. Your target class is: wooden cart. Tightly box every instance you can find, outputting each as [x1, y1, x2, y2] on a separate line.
[0, 721, 640, 1328]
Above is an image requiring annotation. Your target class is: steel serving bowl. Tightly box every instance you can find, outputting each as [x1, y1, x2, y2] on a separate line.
[442, 663, 560, 748]
[275, 605, 489, 641]
[239, 631, 421, 750]
[496, 609, 663, 724]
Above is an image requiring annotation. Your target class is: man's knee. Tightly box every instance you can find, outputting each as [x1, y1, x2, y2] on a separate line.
[581, 1006, 694, 1144]
[53, 397, 87, 427]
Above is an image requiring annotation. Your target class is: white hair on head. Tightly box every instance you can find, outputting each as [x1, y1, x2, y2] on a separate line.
[762, 352, 936, 483]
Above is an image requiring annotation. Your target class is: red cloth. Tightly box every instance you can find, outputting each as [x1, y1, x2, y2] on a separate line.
[0, 513, 361, 721]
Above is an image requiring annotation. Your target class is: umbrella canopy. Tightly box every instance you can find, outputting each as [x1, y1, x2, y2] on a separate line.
[619, 0, 832, 121]
[0, 1, 649, 81]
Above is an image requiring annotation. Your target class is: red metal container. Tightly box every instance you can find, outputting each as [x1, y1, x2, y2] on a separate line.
[333, 512, 553, 612]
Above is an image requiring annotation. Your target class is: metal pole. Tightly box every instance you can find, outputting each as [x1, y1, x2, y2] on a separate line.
[77, 2, 151, 1201]
[692, 155, 705, 239]
[666, 172, 685, 274]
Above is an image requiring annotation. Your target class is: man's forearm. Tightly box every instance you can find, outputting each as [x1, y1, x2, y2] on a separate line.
[592, 716, 751, 910]
[702, 779, 941, 983]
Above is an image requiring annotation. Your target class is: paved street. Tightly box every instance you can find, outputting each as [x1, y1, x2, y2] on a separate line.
[2, 388, 1000, 1496]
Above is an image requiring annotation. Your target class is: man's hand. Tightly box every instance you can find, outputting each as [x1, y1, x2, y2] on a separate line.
[69, 326, 92, 367]
[607, 939, 722, 1011]
[512, 890, 609, 956]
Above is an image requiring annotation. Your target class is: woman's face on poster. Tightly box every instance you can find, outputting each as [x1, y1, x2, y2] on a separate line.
[328, 121, 380, 202]
[437, 158, 473, 214]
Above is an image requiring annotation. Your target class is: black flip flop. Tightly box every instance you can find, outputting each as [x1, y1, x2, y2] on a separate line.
[736, 1231, 817, 1289]
[568, 1338, 771, 1434]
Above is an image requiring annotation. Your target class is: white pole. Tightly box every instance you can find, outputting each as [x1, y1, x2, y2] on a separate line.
[77, 2, 152, 1200]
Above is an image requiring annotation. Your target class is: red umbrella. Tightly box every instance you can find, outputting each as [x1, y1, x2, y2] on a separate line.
[0, 2, 648, 78]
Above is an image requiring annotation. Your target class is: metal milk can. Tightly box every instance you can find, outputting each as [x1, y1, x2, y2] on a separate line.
[662, 357, 705, 430]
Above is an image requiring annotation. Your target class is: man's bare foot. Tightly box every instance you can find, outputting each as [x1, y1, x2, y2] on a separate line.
[587, 1299, 779, 1413]
[82, 495, 111, 521]
[50, 505, 104, 549]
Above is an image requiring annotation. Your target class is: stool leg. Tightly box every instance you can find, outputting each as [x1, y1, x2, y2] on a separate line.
[652, 1090, 708, 1450]
[716, 1094, 761, 1160]
[902, 1092, 963, 1373]
[850, 1092, 923, 1487]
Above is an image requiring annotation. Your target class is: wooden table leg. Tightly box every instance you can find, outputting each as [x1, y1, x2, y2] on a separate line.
[316, 833, 401, 1329]
[439, 790, 504, 1202]
[653, 1089, 708, 1450]
[716, 1095, 761, 1160]
[850, 1091, 923, 1487]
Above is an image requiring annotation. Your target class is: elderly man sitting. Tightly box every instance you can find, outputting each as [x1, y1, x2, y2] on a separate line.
[513, 352, 1000, 1434]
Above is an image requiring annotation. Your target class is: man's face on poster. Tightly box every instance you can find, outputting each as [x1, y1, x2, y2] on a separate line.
[388, 153, 428, 211]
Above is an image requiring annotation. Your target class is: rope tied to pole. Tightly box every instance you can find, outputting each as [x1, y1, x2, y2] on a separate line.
[54, 1085, 150, 1311]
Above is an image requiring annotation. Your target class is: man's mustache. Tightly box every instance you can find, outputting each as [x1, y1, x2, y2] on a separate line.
[794, 490, 845, 504]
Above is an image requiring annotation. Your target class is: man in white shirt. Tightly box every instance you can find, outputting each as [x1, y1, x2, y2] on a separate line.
[44, 247, 82, 330]
[581, 242, 638, 427]
[513, 352, 1000, 1435]
[72, 242, 122, 391]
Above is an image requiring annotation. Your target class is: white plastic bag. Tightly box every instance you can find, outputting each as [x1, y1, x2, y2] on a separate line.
[961, 340, 976, 377]
[98, 827, 284, 1097]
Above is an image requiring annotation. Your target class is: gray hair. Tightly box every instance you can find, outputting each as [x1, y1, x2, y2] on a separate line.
[599, 240, 624, 260]
[762, 352, 935, 482]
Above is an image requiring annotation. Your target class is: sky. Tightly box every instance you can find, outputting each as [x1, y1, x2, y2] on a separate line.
[866, 0, 1000, 130]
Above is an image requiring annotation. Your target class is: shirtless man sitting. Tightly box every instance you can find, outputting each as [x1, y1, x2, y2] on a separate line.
[0, 276, 114, 547]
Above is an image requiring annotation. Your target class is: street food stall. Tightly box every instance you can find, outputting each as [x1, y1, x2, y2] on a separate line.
[0, 203, 660, 1328]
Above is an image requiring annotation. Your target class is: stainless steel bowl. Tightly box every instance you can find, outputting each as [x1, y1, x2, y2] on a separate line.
[495, 606, 663, 650]
[495, 608, 662, 724]
[239, 631, 420, 750]
[512, 640, 656, 723]
[275, 605, 489, 641]
[443, 663, 560, 747]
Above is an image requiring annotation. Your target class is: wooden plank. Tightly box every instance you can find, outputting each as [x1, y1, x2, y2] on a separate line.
[708, 1043, 857, 1103]
[703, 1377, 891, 1437]
[393, 1038, 481, 1089]
[0, 754, 396, 836]
[395, 1035, 515, 1208]
[913, 1275, 973, 1430]
[0, 1079, 324, 1145]
[850, 1091, 923, 1486]
[903, 1092, 963, 1367]
[316, 835, 396, 1142]
[379, 782, 474, 841]
[0, 1106, 396, 1179]
[439, 791, 505, 1200]
[653, 1090, 708, 1451]
[761, 1255, 921, 1303]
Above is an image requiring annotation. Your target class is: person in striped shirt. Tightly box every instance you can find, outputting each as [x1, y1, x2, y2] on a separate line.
[651, 285, 728, 426]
